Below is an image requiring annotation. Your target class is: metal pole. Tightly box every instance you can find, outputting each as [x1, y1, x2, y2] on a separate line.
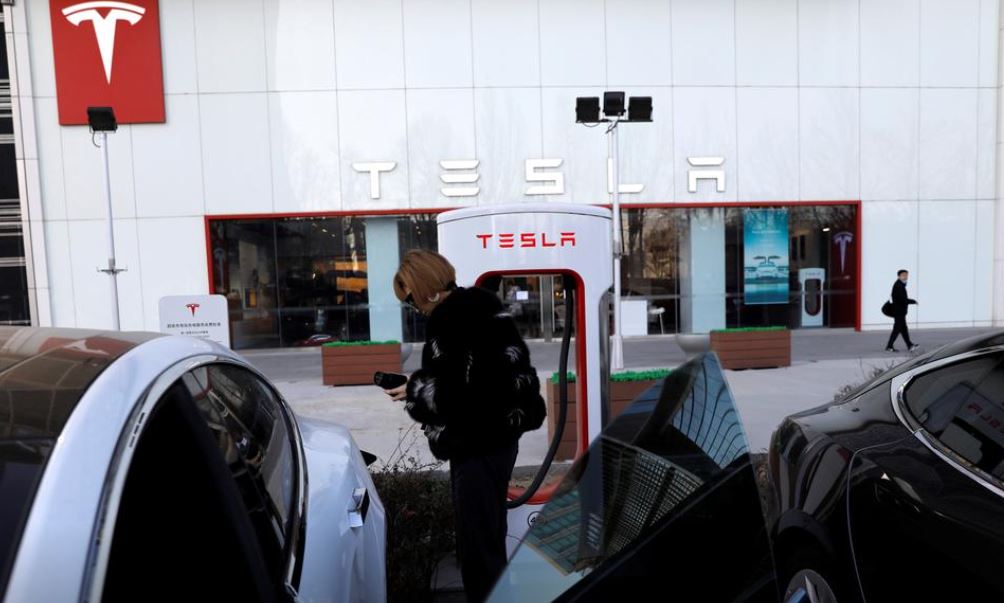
[609, 120, 624, 370]
[98, 131, 121, 330]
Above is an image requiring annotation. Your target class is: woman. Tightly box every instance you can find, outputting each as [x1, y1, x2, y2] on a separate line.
[383, 250, 545, 602]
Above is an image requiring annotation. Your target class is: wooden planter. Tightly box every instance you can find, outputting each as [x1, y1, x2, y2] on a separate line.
[710, 329, 791, 370]
[546, 379, 658, 461]
[322, 343, 401, 386]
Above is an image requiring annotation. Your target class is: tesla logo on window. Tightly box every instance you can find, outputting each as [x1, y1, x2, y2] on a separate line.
[475, 232, 576, 249]
[185, 303, 200, 316]
[833, 231, 854, 273]
[49, 0, 165, 125]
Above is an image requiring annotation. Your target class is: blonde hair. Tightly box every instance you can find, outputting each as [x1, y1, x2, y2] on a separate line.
[393, 250, 457, 304]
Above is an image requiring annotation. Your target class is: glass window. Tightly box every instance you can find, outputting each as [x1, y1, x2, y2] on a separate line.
[209, 213, 443, 348]
[0, 441, 51, 595]
[274, 217, 370, 346]
[398, 214, 438, 343]
[103, 380, 280, 601]
[904, 353, 1004, 483]
[489, 354, 768, 601]
[209, 220, 281, 349]
[208, 205, 858, 348]
[620, 205, 858, 333]
[0, 147, 17, 200]
[620, 209, 687, 335]
[179, 364, 297, 576]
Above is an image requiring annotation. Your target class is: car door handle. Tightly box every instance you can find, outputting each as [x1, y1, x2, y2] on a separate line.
[348, 487, 370, 528]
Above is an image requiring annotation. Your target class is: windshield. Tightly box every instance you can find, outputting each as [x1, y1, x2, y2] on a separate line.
[489, 353, 773, 602]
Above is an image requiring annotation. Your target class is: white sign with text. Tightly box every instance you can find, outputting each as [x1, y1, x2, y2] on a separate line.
[159, 294, 230, 348]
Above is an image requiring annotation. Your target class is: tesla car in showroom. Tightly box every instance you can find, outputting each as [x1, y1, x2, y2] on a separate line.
[0, 327, 385, 603]
[770, 330, 1004, 602]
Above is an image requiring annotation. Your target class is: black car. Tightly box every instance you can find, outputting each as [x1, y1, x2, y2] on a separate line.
[770, 330, 1004, 602]
[489, 353, 775, 602]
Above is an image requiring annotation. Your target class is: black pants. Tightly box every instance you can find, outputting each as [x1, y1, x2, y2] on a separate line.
[887, 315, 914, 349]
[450, 441, 519, 603]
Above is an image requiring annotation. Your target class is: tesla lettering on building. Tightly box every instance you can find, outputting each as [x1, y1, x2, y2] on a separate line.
[353, 157, 725, 198]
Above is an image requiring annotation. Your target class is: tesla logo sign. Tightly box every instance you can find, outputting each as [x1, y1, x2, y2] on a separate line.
[833, 231, 853, 273]
[50, 0, 165, 125]
[476, 232, 576, 249]
[63, 2, 146, 84]
[160, 294, 230, 348]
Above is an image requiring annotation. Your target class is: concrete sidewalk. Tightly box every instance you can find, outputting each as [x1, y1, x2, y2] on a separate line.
[242, 327, 997, 468]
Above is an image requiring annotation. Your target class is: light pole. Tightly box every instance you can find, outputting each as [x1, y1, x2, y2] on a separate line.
[576, 93, 652, 370]
[87, 106, 124, 330]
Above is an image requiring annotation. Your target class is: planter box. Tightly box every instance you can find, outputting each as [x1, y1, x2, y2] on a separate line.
[322, 343, 401, 386]
[546, 379, 658, 461]
[710, 329, 791, 370]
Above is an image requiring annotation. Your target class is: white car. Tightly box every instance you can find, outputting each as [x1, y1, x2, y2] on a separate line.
[0, 327, 385, 603]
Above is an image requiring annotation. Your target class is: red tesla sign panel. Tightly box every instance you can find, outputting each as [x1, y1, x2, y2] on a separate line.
[49, 0, 165, 125]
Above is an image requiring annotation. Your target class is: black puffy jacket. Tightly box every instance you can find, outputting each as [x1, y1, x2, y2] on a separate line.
[404, 286, 546, 461]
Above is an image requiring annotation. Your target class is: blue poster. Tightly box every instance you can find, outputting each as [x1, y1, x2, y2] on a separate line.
[743, 208, 789, 305]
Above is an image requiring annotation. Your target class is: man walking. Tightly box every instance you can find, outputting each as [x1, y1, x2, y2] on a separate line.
[886, 269, 919, 352]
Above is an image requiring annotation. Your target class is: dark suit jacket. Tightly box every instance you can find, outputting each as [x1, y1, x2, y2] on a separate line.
[890, 280, 917, 317]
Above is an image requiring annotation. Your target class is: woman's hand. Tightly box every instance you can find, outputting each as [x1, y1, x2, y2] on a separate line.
[385, 383, 408, 401]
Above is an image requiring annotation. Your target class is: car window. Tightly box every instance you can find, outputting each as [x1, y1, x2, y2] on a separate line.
[904, 352, 1004, 483]
[102, 381, 279, 602]
[179, 364, 297, 577]
[489, 353, 770, 602]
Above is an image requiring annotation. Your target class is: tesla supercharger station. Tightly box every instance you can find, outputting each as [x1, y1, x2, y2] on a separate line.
[437, 204, 613, 550]
[798, 268, 825, 327]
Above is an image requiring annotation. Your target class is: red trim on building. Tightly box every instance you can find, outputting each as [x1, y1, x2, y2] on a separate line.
[855, 201, 863, 331]
[204, 214, 214, 294]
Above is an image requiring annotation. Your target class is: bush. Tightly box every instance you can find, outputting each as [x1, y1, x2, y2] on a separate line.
[322, 339, 400, 347]
[371, 426, 456, 603]
[831, 361, 898, 402]
[549, 368, 672, 384]
[710, 326, 787, 333]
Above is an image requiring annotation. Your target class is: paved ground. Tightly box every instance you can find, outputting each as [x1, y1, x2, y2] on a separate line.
[242, 327, 997, 468]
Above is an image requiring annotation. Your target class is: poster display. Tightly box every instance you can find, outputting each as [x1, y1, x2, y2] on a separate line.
[743, 209, 789, 305]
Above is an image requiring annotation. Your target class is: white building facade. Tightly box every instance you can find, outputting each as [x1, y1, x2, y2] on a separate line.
[4, 0, 1004, 347]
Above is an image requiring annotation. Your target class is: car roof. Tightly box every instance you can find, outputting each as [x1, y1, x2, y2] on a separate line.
[0, 327, 163, 594]
[0, 327, 163, 441]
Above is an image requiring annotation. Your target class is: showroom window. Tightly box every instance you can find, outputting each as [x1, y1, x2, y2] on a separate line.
[209, 204, 857, 349]
[208, 214, 437, 348]
[621, 204, 858, 334]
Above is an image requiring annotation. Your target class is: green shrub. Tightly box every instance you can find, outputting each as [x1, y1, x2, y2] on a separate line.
[322, 339, 400, 347]
[611, 369, 673, 382]
[549, 368, 672, 384]
[710, 326, 787, 333]
[371, 427, 455, 603]
[831, 362, 898, 402]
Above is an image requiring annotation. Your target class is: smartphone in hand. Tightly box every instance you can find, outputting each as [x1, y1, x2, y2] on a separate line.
[373, 371, 407, 390]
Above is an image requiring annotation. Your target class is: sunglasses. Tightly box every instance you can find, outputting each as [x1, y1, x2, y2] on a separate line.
[404, 293, 420, 311]
[402, 281, 456, 312]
